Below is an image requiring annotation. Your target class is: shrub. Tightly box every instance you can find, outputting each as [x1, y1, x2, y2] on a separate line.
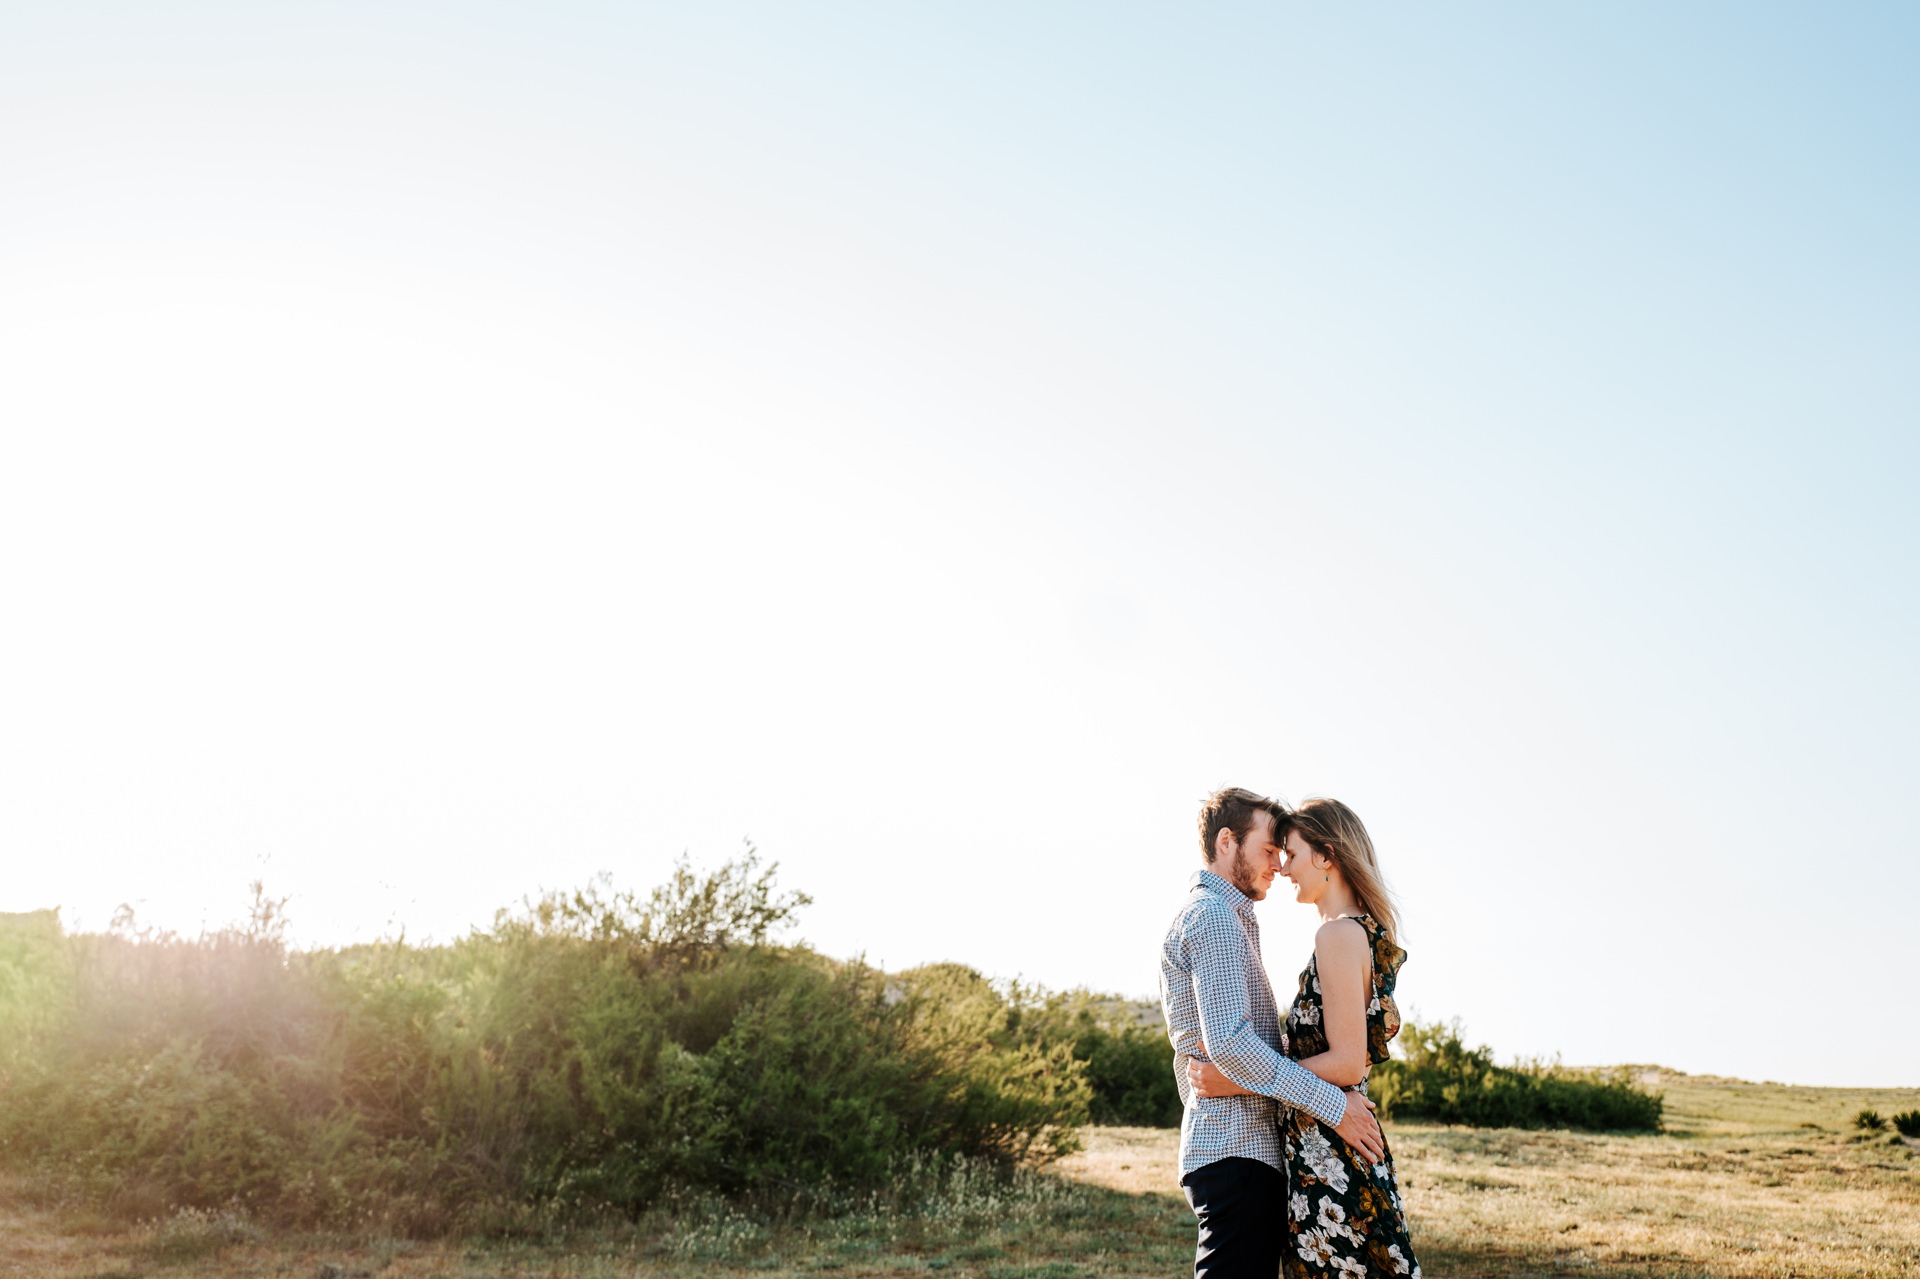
[0, 909, 73, 1076]
[0, 853, 1089, 1229]
[1013, 990, 1180, 1128]
[1854, 1108, 1888, 1131]
[1075, 1024, 1180, 1126]
[1893, 1110, 1920, 1138]
[888, 965, 1091, 1162]
[1370, 1020, 1662, 1132]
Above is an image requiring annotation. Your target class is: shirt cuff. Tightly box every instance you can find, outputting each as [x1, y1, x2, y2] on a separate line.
[1306, 1078, 1348, 1128]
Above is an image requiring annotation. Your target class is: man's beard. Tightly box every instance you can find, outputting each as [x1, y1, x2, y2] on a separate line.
[1223, 848, 1263, 898]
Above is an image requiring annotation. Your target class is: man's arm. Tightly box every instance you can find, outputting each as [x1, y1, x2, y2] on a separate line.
[1185, 1054, 1387, 1166]
[1187, 905, 1348, 1129]
[1157, 962, 1195, 1110]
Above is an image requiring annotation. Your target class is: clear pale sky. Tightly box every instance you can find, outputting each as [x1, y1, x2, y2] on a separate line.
[2, 3, 1915, 1086]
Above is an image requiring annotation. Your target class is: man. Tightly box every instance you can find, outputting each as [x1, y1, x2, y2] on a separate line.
[1161, 787, 1386, 1278]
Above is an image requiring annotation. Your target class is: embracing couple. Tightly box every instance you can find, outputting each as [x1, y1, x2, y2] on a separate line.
[1160, 787, 1421, 1279]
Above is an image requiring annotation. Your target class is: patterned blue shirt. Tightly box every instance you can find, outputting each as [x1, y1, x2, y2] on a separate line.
[1160, 869, 1348, 1179]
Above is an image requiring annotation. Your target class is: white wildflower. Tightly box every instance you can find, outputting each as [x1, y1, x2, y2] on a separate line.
[1290, 1192, 1310, 1221]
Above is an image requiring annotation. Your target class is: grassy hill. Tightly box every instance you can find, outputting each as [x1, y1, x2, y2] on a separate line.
[1639, 1066, 1920, 1135]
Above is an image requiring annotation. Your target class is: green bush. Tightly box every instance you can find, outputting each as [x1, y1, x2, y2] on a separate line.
[1013, 991, 1180, 1127]
[1370, 1020, 1662, 1132]
[0, 909, 73, 1075]
[1854, 1108, 1888, 1131]
[1893, 1110, 1920, 1138]
[0, 854, 1089, 1229]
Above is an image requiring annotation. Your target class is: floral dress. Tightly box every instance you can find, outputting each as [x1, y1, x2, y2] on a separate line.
[1280, 914, 1420, 1278]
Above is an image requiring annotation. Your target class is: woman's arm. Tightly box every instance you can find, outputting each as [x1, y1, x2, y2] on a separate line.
[1185, 919, 1375, 1096]
[1295, 919, 1371, 1087]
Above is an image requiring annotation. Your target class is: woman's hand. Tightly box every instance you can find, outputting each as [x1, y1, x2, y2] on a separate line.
[1186, 1046, 1254, 1099]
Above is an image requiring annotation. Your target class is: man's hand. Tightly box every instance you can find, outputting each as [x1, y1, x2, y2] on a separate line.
[1333, 1092, 1385, 1165]
[1186, 1056, 1254, 1099]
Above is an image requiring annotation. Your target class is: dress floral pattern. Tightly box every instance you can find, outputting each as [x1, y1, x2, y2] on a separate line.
[1280, 914, 1420, 1278]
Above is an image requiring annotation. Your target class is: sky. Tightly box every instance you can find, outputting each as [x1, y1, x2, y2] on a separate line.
[2, 2, 1915, 1086]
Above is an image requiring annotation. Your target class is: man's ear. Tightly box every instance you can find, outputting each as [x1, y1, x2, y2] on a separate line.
[1213, 826, 1237, 864]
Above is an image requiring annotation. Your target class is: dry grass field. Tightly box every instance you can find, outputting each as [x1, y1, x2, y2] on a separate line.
[2, 1071, 1914, 1278]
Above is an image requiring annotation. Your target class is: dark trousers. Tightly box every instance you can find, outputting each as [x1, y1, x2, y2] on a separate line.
[1182, 1156, 1285, 1279]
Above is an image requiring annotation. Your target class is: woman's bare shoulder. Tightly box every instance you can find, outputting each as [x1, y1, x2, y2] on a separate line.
[1313, 917, 1370, 956]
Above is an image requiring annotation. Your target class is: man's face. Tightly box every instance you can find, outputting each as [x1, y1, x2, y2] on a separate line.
[1220, 811, 1283, 901]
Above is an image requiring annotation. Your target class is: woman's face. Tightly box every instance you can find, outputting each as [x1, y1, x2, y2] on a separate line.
[1279, 829, 1332, 904]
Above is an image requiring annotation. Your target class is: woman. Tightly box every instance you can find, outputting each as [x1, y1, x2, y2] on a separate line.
[1188, 798, 1421, 1278]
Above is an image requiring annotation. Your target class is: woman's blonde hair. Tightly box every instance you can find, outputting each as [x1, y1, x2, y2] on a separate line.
[1284, 798, 1399, 946]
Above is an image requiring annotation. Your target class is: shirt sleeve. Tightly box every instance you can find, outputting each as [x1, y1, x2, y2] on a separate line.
[1158, 965, 1195, 1110]
[1189, 903, 1349, 1128]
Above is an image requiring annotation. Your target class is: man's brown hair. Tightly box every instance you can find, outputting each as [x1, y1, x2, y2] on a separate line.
[1197, 787, 1289, 864]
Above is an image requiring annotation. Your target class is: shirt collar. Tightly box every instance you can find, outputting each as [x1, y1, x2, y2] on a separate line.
[1191, 868, 1257, 920]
